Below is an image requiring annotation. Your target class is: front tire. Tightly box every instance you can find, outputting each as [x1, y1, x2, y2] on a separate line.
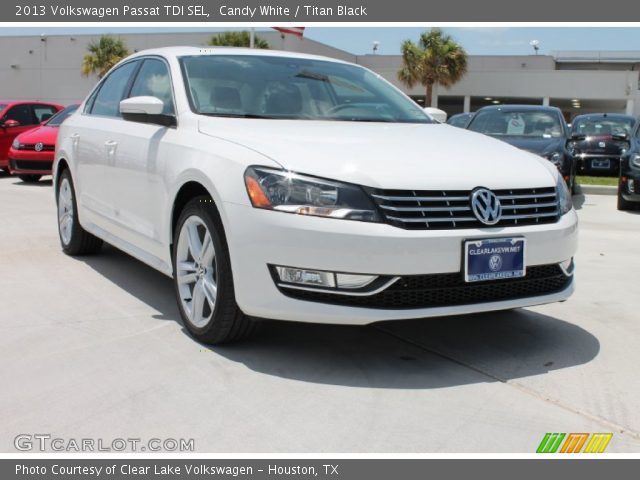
[57, 169, 103, 255]
[617, 186, 635, 211]
[19, 174, 42, 183]
[173, 196, 254, 345]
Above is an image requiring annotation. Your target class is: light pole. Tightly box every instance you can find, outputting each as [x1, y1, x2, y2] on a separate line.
[372, 41, 380, 54]
[530, 39, 540, 55]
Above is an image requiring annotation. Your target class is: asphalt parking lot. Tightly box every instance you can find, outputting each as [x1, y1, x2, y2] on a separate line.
[1, 173, 639, 453]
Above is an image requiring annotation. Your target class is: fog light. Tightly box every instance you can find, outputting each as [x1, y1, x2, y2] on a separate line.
[336, 273, 378, 289]
[275, 266, 335, 287]
[560, 258, 575, 276]
[628, 179, 635, 194]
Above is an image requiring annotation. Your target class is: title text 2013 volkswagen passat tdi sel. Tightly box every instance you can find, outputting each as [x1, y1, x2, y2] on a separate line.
[54, 48, 577, 344]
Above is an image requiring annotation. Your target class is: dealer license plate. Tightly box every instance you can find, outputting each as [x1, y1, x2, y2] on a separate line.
[464, 237, 526, 282]
[591, 159, 611, 169]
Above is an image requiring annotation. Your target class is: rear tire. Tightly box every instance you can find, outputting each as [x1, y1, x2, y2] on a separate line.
[19, 174, 42, 183]
[173, 196, 255, 345]
[617, 186, 635, 211]
[57, 169, 103, 255]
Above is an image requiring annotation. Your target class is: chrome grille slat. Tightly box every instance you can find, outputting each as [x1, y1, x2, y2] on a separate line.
[369, 187, 559, 230]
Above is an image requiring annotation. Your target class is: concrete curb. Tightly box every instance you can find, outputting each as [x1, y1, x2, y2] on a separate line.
[577, 184, 616, 196]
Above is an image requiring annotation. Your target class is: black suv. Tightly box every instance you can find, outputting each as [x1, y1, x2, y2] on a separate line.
[569, 113, 635, 177]
[617, 120, 640, 210]
[467, 105, 576, 192]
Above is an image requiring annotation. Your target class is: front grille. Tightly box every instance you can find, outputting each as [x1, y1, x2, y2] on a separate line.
[280, 264, 570, 310]
[9, 159, 52, 171]
[20, 144, 55, 151]
[368, 187, 559, 230]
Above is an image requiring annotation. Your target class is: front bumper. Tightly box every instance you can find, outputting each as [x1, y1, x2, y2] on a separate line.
[223, 202, 578, 325]
[7, 149, 54, 175]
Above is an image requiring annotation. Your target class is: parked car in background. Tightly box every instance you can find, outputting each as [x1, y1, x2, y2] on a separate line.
[54, 47, 577, 345]
[8, 105, 79, 183]
[447, 112, 474, 128]
[0, 101, 64, 173]
[467, 105, 576, 192]
[569, 113, 635, 177]
[617, 120, 640, 210]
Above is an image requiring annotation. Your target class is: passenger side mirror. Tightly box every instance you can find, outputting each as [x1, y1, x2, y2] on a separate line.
[120, 96, 176, 127]
[2, 119, 20, 128]
[612, 132, 629, 141]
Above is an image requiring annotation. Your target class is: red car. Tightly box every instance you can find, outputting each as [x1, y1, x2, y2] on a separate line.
[7, 105, 78, 183]
[0, 100, 63, 176]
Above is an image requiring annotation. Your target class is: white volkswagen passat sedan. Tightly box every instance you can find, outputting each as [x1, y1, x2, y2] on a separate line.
[54, 47, 577, 344]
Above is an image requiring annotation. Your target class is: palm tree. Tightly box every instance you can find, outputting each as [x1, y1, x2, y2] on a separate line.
[208, 31, 269, 49]
[81, 35, 130, 79]
[398, 28, 468, 107]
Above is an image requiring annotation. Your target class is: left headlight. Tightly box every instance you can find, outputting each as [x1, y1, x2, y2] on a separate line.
[244, 167, 381, 223]
[557, 175, 573, 215]
[11, 138, 22, 150]
[631, 154, 640, 168]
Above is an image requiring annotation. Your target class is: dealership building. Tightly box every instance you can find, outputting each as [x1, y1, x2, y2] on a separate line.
[1, 30, 639, 119]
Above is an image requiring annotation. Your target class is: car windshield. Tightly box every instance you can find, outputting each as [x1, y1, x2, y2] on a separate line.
[179, 54, 432, 123]
[46, 105, 78, 126]
[571, 117, 634, 136]
[468, 110, 564, 138]
[448, 114, 471, 128]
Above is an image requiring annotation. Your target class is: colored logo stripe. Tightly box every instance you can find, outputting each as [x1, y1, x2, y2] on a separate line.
[537, 433, 566, 453]
[560, 433, 589, 453]
[583, 433, 613, 453]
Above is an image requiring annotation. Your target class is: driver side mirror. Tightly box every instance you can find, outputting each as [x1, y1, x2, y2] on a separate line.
[120, 96, 176, 127]
[569, 132, 586, 141]
[1, 119, 20, 129]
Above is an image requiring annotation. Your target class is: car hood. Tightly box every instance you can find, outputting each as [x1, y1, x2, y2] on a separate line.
[487, 136, 566, 156]
[198, 119, 558, 190]
[15, 125, 58, 144]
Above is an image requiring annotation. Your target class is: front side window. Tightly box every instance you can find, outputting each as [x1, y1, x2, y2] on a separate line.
[469, 110, 564, 138]
[129, 58, 175, 115]
[3, 104, 34, 125]
[91, 61, 139, 117]
[180, 55, 432, 123]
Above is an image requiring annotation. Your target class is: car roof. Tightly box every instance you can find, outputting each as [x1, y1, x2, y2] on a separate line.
[572, 113, 635, 120]
[127, 46, 352, 65]
[476, 104, 563, 114]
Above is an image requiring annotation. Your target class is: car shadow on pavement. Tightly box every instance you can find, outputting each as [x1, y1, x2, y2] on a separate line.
[572, 193, 585, 210]
[80, 245, 600, 390]
[11, 178, 53, 187]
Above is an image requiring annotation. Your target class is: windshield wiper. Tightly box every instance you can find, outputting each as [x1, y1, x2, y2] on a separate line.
[200, 113, 279, 119]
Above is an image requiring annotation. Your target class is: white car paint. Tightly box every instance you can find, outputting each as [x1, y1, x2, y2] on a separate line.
[55, 46, 577, 325]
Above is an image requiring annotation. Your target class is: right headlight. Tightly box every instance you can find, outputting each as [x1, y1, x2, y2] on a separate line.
[244, 167, 381, 223]
[557, 175, 573, 215]
[631, 154, 640, 168]
[11, 138, 22, 150]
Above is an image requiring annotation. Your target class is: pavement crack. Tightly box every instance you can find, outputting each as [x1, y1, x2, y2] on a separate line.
[373, 324, 640, 442]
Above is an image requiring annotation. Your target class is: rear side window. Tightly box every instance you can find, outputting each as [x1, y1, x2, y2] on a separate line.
[91, 61, 138, 117]
[33, 105, 58, 123]
[129, 58, 175, 115]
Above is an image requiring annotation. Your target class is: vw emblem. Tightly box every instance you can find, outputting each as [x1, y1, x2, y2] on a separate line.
[34, 143, 44, 152]
[488, 254, 503, 272]
[598, 141, 606, 148]
[470, 188, 502, 225]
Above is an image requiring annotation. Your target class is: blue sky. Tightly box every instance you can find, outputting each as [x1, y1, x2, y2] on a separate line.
[0, 27, 637, 55]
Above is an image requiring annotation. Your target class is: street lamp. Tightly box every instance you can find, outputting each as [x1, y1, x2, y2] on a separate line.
[530, 40, 540, 55]
[372, 41, 380, 54]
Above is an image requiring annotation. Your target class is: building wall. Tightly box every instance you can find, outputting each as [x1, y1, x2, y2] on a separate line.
[0, 31, 638, 116]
